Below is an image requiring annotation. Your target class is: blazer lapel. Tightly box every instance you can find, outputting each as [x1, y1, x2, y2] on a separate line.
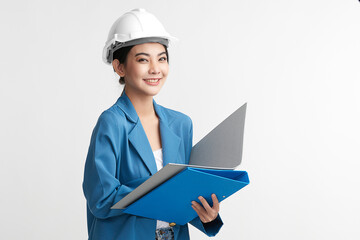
[153, 101, 182, 167]
[116, 93, 157, 175]
[128, 122, 158, 175]
[159, 120, 182, 166]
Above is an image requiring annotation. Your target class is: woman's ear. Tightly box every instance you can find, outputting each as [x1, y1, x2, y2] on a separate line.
[112, 59, 126, 77]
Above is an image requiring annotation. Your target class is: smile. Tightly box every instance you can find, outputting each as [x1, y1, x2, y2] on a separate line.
[143, 78, 161, 86]
[144, 79, 160, 83]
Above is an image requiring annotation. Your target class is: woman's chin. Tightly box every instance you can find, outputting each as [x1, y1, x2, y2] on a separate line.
[143, 85, 164, 96]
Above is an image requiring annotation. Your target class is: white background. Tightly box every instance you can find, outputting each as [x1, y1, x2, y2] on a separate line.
[1, 0, 360, 239]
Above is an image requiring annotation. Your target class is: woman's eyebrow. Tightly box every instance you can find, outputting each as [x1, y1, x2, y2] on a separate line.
[135, 52, 150, 57]
[135, 52, 167, 57]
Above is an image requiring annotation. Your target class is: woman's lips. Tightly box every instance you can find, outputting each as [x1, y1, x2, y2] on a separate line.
[143, 78, 161, 86]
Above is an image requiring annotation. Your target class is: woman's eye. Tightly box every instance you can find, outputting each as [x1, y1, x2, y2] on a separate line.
[159, 57, 167, 62]
[137, 58, 148, 62]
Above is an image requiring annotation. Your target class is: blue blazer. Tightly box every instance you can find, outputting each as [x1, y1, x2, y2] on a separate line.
[83, 93, 223, 240]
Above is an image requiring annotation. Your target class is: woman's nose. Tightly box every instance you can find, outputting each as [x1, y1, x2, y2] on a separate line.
[149, 61, 160, 74]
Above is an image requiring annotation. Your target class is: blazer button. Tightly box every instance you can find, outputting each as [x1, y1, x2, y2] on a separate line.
[169, 222, 176, 227]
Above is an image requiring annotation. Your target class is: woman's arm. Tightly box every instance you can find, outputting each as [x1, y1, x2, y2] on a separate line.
[82, 110, 144, 219]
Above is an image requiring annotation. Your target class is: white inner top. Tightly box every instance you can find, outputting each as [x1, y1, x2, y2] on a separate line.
[153, 148, 170, 229]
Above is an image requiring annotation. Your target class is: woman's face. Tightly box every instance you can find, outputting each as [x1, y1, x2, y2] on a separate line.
[119, 42, 169, 97]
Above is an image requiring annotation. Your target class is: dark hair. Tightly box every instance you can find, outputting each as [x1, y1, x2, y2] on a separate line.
[112, 44, 169, 85]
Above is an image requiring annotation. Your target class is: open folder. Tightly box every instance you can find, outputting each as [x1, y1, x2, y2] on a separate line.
[111, 103, 249, 225]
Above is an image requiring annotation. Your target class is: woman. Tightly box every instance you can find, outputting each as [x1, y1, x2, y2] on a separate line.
[83, 9, 223, 240]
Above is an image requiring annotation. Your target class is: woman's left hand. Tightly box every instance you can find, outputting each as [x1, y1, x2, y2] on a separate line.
[191, 194, 220, 223]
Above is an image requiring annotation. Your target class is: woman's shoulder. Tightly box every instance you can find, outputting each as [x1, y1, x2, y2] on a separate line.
[96, 104, 127, 128]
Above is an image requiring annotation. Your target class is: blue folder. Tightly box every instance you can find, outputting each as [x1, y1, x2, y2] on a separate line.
[112, 103, 249, 224]
[122, 165, 249, 225]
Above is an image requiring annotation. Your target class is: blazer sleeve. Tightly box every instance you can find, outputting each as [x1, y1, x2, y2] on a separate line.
[83, 110, 137, 219]
[186, 118, 224, 236]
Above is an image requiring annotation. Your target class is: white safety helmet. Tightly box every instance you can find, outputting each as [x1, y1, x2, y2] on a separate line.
[102, 8, 177, 65]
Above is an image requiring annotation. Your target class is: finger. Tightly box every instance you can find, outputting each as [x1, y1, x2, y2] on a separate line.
[192, 201, 214, 223]
[192, 201, 213, 223]
[191, 202, 208, 222]
[211, 194, 220, 212]
[191, 205, 206, 222]
[197, 196, 218, 221]
[191, 201, 206, 216]
[198, 196, 212, 212]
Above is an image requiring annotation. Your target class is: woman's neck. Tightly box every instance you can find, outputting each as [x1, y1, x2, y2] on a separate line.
[125, 89, 156, 119]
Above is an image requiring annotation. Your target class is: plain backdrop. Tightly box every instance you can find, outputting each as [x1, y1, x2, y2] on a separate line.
[1, 0, 360, 239]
